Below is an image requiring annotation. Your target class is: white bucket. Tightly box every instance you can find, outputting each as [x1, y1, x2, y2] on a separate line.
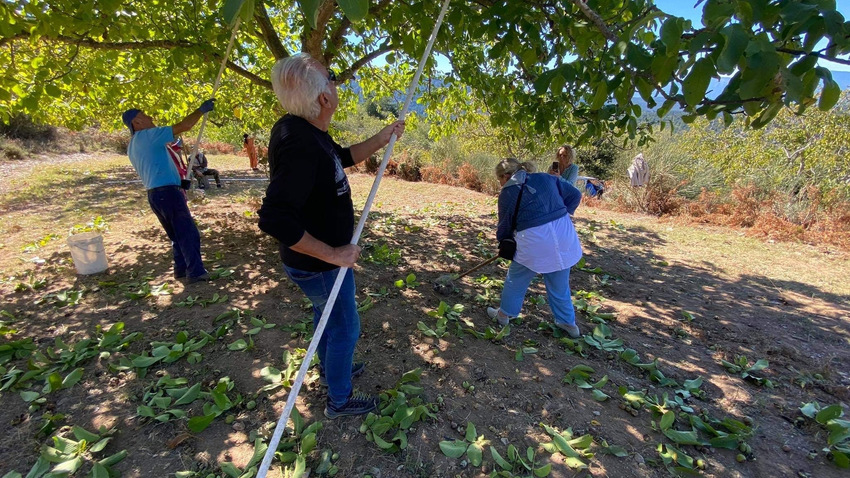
[67, 232, 108, 274]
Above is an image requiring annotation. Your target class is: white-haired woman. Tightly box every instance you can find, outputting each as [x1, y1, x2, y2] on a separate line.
[257, 53, 404, 419]
[489, 158, 584, 338]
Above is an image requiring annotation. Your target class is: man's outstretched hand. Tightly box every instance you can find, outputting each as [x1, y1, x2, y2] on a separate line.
[199, 99, 216, 113]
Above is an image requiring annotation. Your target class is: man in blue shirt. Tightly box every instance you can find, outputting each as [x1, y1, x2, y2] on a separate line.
[122, 99, 215, 283]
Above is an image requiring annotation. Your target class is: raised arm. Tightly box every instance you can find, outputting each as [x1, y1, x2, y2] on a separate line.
[172, 99, 215, 136]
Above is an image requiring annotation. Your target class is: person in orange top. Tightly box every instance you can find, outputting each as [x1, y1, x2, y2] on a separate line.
[243, 133, 259, 171]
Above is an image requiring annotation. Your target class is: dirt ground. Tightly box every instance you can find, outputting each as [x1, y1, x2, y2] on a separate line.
[1, 154, 848, 478]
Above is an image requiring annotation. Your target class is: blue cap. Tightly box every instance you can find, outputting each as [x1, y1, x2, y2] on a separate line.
[122, 108, 141, 134]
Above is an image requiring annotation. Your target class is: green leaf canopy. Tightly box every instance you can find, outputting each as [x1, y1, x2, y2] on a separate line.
[1, 0, 849, 142]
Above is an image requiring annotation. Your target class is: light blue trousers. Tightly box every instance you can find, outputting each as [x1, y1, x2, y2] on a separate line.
[499, 260, 576, 326]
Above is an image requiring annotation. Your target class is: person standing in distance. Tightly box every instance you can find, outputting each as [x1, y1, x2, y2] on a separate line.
[122, 99, 215, 283]
[243, 133, 259, 171]
[257, 53, 404, 419]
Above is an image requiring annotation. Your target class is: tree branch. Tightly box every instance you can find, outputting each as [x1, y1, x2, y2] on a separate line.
[339, 42, 394, 82]
[776, 47, 850, 66]
[225, 60, 273, 89]
[324, 0, 394, 65]
[302, 0, 337, 60]
[0, 33, 27, 48]
[255, 0, 289, 60]
[46, 35, 197, 50]
[566, 0, 618, 43]
[3, 32, 273, 89]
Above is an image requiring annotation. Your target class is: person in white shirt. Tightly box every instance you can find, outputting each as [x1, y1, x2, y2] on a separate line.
[628, 153, 649, 187]
[488, 158, 585, 338]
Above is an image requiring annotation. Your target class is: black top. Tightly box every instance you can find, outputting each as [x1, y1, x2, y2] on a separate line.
[258, 114, 355, 272]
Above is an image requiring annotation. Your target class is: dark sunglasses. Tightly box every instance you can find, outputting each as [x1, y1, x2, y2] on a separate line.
[327, 69, 337, 82]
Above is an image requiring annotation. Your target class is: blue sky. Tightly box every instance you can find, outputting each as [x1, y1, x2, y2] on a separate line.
[656, 0, 850, 71]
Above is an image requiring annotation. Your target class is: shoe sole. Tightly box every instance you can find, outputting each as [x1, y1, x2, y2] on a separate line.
[323, 403, 377, 419]
[555, 323, 581, 338]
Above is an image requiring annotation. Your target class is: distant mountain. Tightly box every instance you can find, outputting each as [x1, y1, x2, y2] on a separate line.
[634, 70, 850, 122]
[696, 70, 850, 98]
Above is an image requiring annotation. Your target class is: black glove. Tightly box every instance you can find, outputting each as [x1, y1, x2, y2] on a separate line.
[498, 239, 517, 260]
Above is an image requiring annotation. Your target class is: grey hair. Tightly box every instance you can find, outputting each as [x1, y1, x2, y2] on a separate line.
[271, 53, 332, 121]
[495, 158, 537, 179]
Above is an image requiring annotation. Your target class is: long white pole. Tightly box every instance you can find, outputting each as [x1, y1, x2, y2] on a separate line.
[255, 1, 452, 476]
[188, 17, 243, 175]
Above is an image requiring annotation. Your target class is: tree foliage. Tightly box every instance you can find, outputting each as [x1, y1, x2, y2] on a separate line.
[1, 0, 849, 144]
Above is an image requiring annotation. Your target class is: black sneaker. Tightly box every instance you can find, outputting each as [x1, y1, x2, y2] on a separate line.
[187, 273, 211, 284]
[324, 391, 378, 419]
[319, 362, 366, 387]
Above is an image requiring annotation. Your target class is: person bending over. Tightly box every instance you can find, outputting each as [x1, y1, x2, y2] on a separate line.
[489, 158, 584, 338]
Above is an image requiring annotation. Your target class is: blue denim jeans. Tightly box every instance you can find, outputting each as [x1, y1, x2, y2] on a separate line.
[284, 265, 360, 407]
[499, 261, 576, 326]
[147, 186, 207, 278]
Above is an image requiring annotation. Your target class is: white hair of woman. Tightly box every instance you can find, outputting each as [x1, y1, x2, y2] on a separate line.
[271, 53, 333, 121]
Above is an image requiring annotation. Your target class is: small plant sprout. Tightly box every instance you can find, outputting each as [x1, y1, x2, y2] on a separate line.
[514, 340, 539, 362]
[720, 355, 775, 388]
[394, 273, 420, 289]
[540, 424, 594, 469]
[363, 241, 402, 265]
[439, 421, 490, 467]
[360, 368, 435, 453]
[176, 293, 228, 307]
[583, 324, 624, 352]
[562, 364, 610, 401]
[799, 401, 850, 468]
[8, 425, 126, 478]
[490, 441, 552, 477]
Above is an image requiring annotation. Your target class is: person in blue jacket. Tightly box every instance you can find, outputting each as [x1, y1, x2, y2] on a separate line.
[488, 158, 584, 338]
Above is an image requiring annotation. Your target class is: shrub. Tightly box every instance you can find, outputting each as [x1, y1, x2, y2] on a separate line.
[457, 162, 483, 191]
[1, 140, 27, 160]
[363, 155, 380, 174]
[385, 159, 399, 176]
[606, 174, 684, 216]
[0, 114, 56, 141]
[727, 184, 766, 228]
[196, 141, 237, 154]
[397, 161, 421, 182]
[421, 161, 454, 185]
